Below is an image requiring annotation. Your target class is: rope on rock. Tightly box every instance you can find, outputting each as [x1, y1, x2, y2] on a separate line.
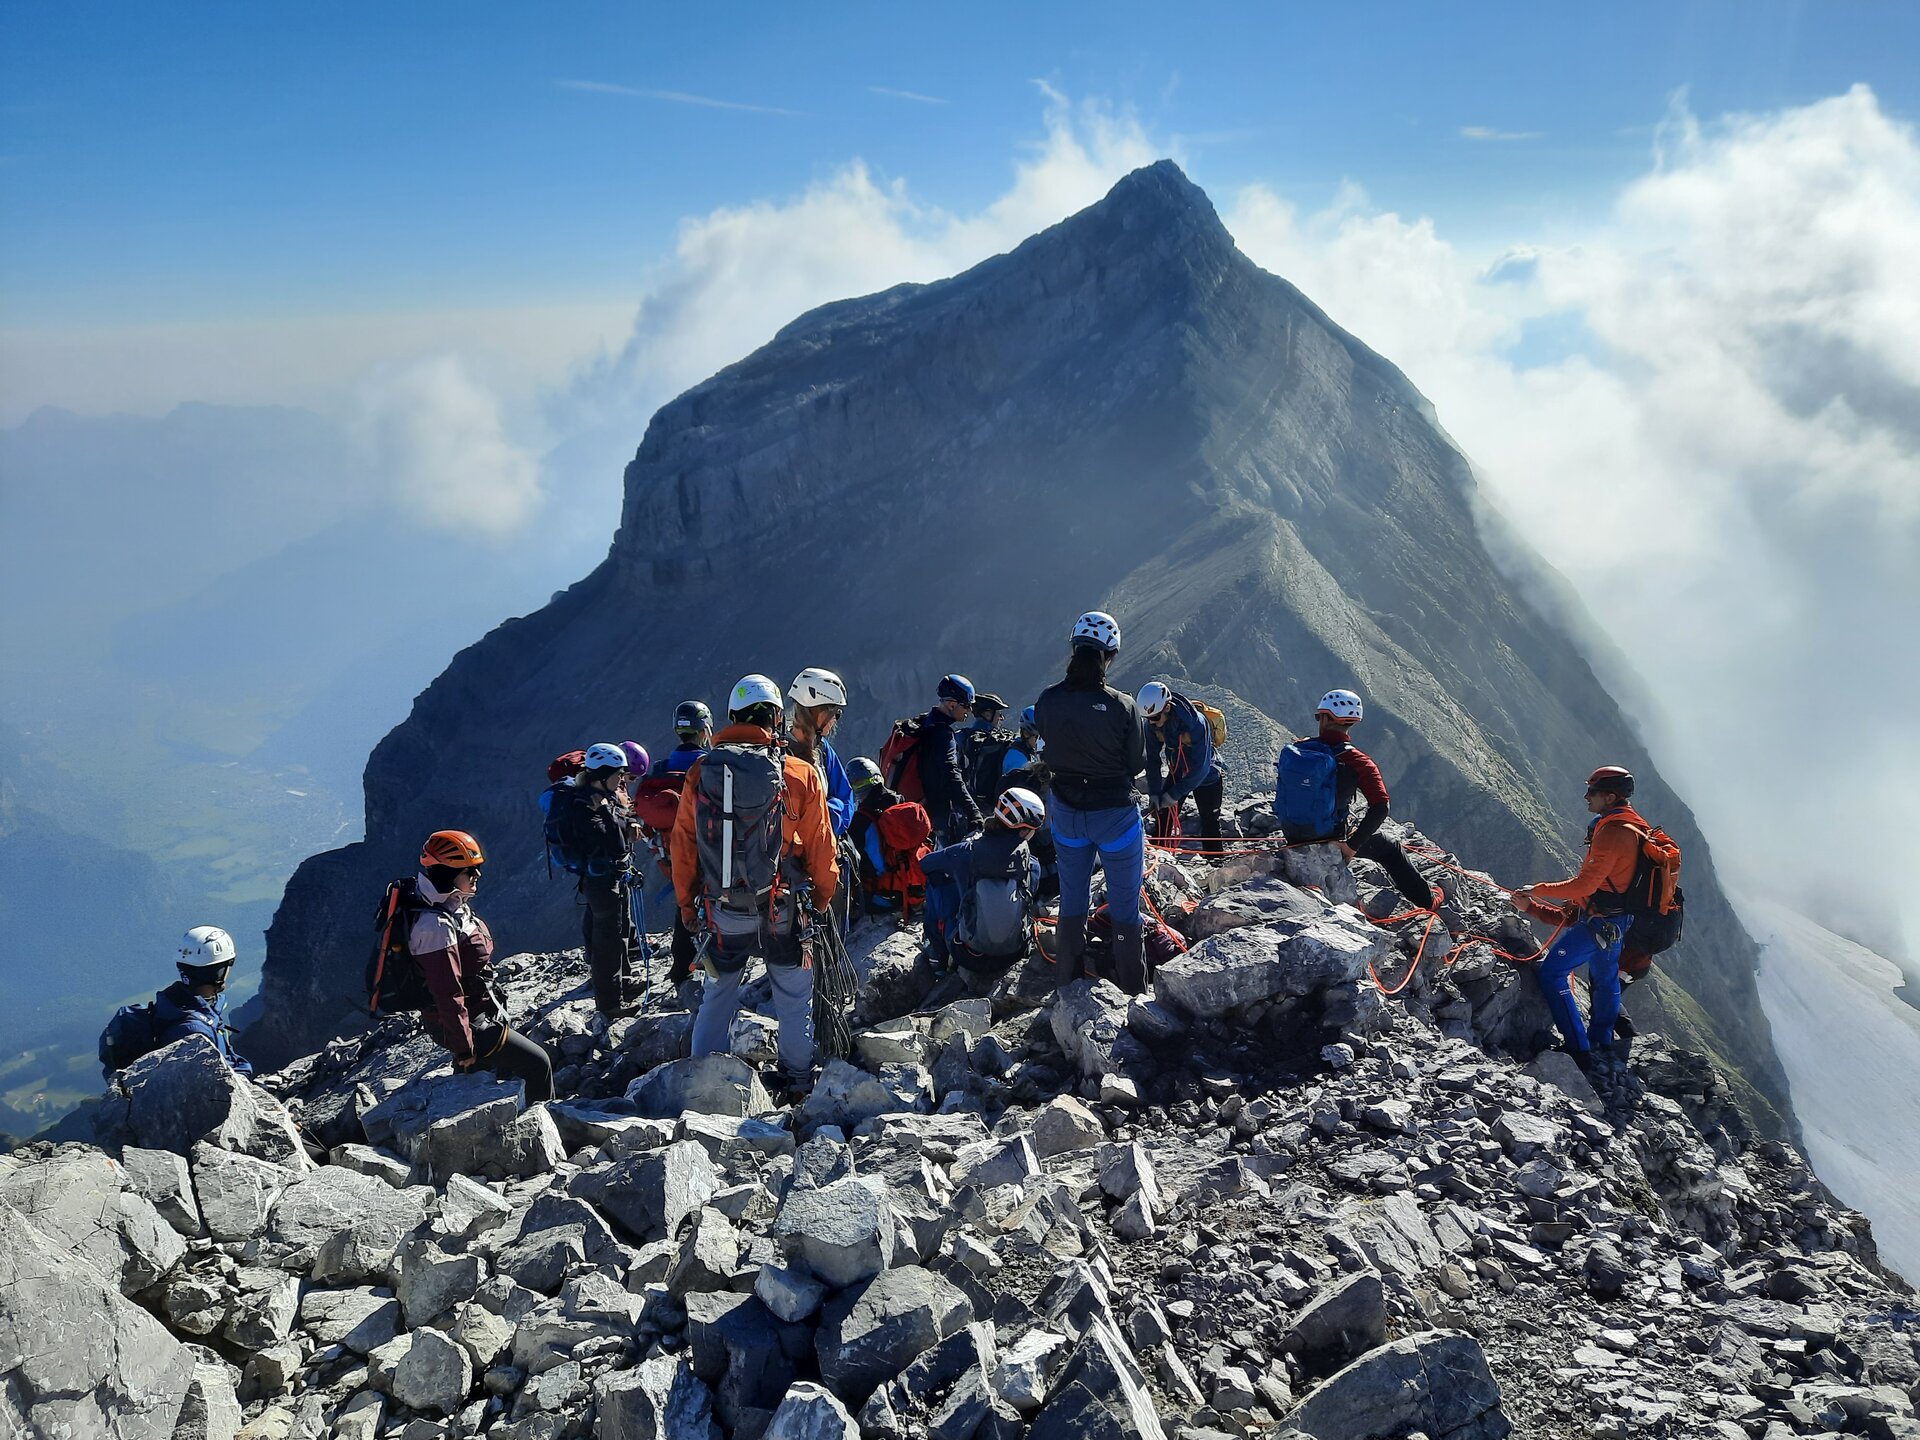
[811, 910, 859, 1063]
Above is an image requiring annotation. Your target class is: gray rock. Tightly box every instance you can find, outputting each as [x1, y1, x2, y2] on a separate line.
[1154, 918, 1382, 1019]
[264, 1164, 431, 1267]
[437, 1171, 516, 1240]
[1276, 843, 1362, 904]
[756, 1261, 827, 1322]
[117, 1035, 306, 1166]
[223, 1268, 300, 1349]
[418, 1099, 563, 1183]
[766, 1381, 859, 1440]
[0, 1148, 185, 1295]
[950, 1134, 1041, 1190]
[449, 1300, 514, 1370]
[854, 1026, 936, 1069]
[797, 1060, 935, 1133]
[190, 1142, 296, 1244]
[1283, 1271, 1388, 1374]
[1584, 1240, 1632, 1298]
[571, 1140, 719, 1243]
[1032, 1095, 1106, 1158]
[679, 1111, 797, 1165]
[174, 1360, 242, 1440]
[668, 1209, 740, 1296]
[684, 1291, 809, 1430]
[1097, 1142, 1165, 1211]
[816, 1265, 973, 1403]
[1491, 1110, 1565, 1160]
[994, 1328, 1068, 1412]
[1187, 875, 1328, 939]
[117, 1145, 204, 1237]
[1025, 1316, 1166, 1440]
[1050, 980, 1141, 1080]
[626, 1053, 773, 1119]
[1110, 1190, 1158, 1242]
[384, 1327, 474, 1416]
[359, 1070, 525, 1155]
[326, 1142, 415, 1187]
[396, 1234, 486, 1325]
[1278, 1330, 1507, 1440]
[0, 1199, 195, 1440]
[774, 1174, 897, 1289]
[330, 1392, 383, 1440]
[595, 1352, 717, 1440]
[297, 1286, 402, 1354]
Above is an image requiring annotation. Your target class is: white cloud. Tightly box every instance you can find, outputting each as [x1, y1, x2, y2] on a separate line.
[555, 79, 802, 117]
[868, 86, 949, 106]
[1460, 125, 1544, 141]
[1227, 85, 1920, 959]
[357, 355, 544, 538]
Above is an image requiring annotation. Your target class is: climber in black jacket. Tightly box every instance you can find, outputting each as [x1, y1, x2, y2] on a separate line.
[917, 674, 985, 844]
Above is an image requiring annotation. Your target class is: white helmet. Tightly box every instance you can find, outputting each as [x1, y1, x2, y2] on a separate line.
[583, 742, 629, 771]
[728, 673, 782, 717]
[788, 667, 848, 709]
[1316, 689, 1364, 722]
[1071, 610, 1121, 654]
[178, 925, 237, 971]
[1136, 681, 1172, 719]
[994, 786, 1047, 830]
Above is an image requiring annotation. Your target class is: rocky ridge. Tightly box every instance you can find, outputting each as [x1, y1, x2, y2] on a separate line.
[11, 826, 1914, 1440]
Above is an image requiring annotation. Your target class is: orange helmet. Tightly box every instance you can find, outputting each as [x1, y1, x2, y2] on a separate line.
[421, 830, 485, 869]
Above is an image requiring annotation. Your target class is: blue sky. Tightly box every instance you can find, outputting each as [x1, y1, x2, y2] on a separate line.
[4, 1, 1916, 330]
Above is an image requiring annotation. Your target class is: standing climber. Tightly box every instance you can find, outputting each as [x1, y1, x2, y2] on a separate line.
[636, 702, 713, 984]
[787, 668, 855, 838]
[1138, 681, 1226, 856]
[918, 674, 985, 845]
[922, 786, 1047, 989]
[673, 675, 839, 1092]
[1034, 611, 1149, 991]
[407, 830, 553, 1100]
[552, 742, 642, 1018]
[1274, 690, 1436, 911]
[1511, 766, 1645, 1071]
[958, 692, 1017, 807]
[650, 701, 714, 779]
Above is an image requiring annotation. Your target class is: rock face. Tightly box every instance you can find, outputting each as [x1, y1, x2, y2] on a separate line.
[247, 161, 1788, 1137]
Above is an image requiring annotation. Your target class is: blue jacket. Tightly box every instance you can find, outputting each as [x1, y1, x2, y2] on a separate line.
[151, 981, 253, 1077]
[921, 828, 1040, 897]
[650, 745, 706, 780]
[1146, 693, 1219, 807]
[819, 739, 855, 838]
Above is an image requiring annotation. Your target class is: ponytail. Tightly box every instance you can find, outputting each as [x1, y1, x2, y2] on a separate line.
[1064, 643, 1110, 687]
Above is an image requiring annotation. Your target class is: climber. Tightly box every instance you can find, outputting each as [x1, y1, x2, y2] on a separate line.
[787, 668, 855, 839]
[1138, 681, 1225, 856]
[1511, 765, 1645, 1071]
[1034, 611, 1149, 992]
[101, 926, 255, 1078]
[673, 675, 839, 1094]
[958, 691, 1017, 806]
[917, 674, 986, 845]
[847, 758, 934, 918]
[550, 742, 642, 1018]
[618, 741, 650, 811]
[1274, 690, 1436, 911]
[1002, 705, 1045, 782]
[407, 830, 553, 1101]
[921, 786, 1047, 990]
[637, 702, 713, 984]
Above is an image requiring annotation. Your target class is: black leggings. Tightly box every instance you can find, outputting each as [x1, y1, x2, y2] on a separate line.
[1354, 832, 1435, 910]
[474, 1026, 553, 1103]
[582, 882, 636, 1015]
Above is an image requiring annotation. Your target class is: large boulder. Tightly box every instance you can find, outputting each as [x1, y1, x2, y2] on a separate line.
[765, 1382, 858, 1440]
[1051, 980, 1150, 1081]
[626, 1054, 772, 1119]
[815, 1265, 973, 1404]
[0, 1199, 196, 1440]
[796, 1060, 935, 1133]
[358, 1070, 524, 1156]
[1187, 875, 1329, 940]
[1278, 1330, 1508, 1440]
[0, 1149, 184, 1296]
[1154, 916, 1383, 1020]
[773, 1175, 897, 1289]
[262, 1164, 432, 1269]
[684, 1291, 812, 1433]
[298, 1287, 403, 1355]
[417, 1099, 564, 1183]
[1025, 1315, 1166, 1440]
[117, 1146, 204, 1238]
[1282, 1271, 1388, 1375]
[596, 1352, 717, 1440]
[189, 1143, 297, 1244]
[571, 1140, 719, 1243]
[117, 1036, 307, 1165]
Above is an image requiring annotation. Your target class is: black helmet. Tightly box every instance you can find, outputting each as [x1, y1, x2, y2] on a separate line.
[674, 700, 713, 735]
[937, 674, 976, 704]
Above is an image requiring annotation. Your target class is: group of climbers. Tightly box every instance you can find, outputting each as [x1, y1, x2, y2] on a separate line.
[108, 605, 1679, 1108]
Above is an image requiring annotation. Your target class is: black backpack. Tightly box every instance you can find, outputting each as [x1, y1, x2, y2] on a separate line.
[366, 878, 432, 1017]
[99, 1002, 159, 1079]
[959, 728, 1017, 805]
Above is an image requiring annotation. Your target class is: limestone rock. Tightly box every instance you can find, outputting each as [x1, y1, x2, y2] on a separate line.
[774, 1174, 898, 1289]
[571, 1140, 719, 1243]
[0, 1148, 185, 1295]
[816, 1264, 973, 1403]
[766, 1381, 858, 1440]
[1154, 917, 1382, 1019]
[1278, 1329, 1507, 1440]
[595, 1352, 716, 1440]
[117, 1145, 205, 1237]
[1025, 1315, 1166, 1440]
[796, 1059, 935, 1133]
[174, 1360, 242, 1440]
[190, 1142, 296, 1245]
[396, 1234, 486, 1325]
[1283, 1270, 1388, 1374]
[263, 1163, 431, 1268]
[418, 1098, 563, 1183]
[297, 1286, 402, 1354]
[626, 1053, 772, 1119]
[1032, 1094, 1106, 1158]
[117, 1035, 306, 1166]
[382, 1327, 473, 1416]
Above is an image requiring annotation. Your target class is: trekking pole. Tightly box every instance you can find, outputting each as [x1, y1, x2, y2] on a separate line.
[625, 866, 654, 1011]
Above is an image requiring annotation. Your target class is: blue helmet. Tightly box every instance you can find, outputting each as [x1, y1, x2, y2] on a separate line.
[937, 674, 976, 704]
[1020, 706, 1037, 730]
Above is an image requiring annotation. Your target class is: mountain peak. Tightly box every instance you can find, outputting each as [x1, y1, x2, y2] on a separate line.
[1047, 157, 1235, 263]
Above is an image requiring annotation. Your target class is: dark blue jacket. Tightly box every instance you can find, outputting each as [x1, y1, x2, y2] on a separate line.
[151, 981, 253, 1077]
[916, 707, 983, 836]
[650, 745, 706, 780]
[1146, 693, 1219, 807]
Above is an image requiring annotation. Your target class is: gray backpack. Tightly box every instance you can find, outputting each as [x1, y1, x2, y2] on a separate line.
[955, 841, 1035, 960]
[692, 743, 788, 939]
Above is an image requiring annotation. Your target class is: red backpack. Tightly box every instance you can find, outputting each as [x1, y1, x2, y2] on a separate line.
[870, 801, 933, 913]
[548, 750, 587, 784]
[629, 773, 685, 837]
[878, 718, 927, 803]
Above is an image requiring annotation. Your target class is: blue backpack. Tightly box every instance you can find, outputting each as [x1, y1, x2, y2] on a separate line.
[99, 1001, 159, 1079]
[1273, 738, 1342, 840]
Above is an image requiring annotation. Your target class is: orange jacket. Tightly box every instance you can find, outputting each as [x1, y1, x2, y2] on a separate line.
[672, 723, 838, 920]
[1522, 804, 1646, 922]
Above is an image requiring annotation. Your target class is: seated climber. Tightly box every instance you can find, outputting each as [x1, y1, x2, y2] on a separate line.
[847, 757, 934, 918]
[922, 786, 1047, 988]
[1273, 689, 1436, 912]
[405, 830, 553, 1101]
[148, 927, 255, 1076]
[1511, 766, 1644, 1072]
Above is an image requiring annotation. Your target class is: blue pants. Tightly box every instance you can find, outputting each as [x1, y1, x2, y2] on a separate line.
[691, 927, 814, 1074]
[1053, 802, 1144, 926]
[1536, 915, 1631, 1054]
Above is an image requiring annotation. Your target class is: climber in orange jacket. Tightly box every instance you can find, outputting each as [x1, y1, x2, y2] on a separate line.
[1511, 765, 1645, 1071]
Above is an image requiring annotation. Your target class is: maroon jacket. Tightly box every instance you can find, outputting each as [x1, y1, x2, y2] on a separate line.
[407, 876, 501, 1061]
[1320, 724, 1391, 847]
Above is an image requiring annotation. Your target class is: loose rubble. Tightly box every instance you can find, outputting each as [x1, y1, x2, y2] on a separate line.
[3, 815, 1913, 1440]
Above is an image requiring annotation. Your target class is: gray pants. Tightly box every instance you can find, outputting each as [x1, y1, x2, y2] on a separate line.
[691, 924, 814, 1075]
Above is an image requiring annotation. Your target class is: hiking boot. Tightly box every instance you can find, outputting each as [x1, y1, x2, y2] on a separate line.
[1113, 923, 1147, 995]
[1054, 914, 1089, 984]
[1565, 1046, 1595, 1075]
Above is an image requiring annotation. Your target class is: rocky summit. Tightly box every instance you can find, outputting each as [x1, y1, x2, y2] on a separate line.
[12, 822, 1915, 1440]
[248, 161, 1787, 1143]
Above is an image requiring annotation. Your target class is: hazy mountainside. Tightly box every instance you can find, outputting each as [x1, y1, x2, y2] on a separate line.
[250, 161, 1790, 1135]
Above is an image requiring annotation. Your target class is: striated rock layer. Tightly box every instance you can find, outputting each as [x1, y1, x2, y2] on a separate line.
[247, 161, 1786, 1139]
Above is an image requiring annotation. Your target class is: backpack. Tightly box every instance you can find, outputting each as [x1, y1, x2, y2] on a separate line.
[548, 750, 586, 784]
[99, 1002, 159, 1077]
[868, 802, 933, 914]
[629, 773, 684, 837]
[1274, 738, 1342, 840]
[954, 840, 1036, 961]
[1196, 701, 1228, 747]
[959, 728, 1017, 805]
[878, 718, 927, 803]
[366, 878, 432, 1018]
[1598, 820, 1685, 961]
[692, 743, 789, 929]
[540, 779, 586, 875]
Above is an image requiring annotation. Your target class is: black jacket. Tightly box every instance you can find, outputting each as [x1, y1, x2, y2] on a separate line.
[916, 707, 983, 834]
[1033, 680, 1145, 811]
[556, 781, 632, 880]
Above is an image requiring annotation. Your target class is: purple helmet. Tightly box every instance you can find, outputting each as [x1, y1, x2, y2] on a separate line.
[621, 741, 651, 775]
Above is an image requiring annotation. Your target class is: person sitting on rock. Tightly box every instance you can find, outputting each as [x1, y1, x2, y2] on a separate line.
[1138, 681, 1225, 856]
[152, 926, 254, 1076]
[1511, 766, 1645, 1073]
[673, 675, 839, 1095]
[409, 830, 554, 1101]
[1276, 689, 1436, 912]
[922, 787, 1046, 989]
[847, 758, 933, 919]
[1002, 705, 1044, 783]
[1033, 610, 1149, 991]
